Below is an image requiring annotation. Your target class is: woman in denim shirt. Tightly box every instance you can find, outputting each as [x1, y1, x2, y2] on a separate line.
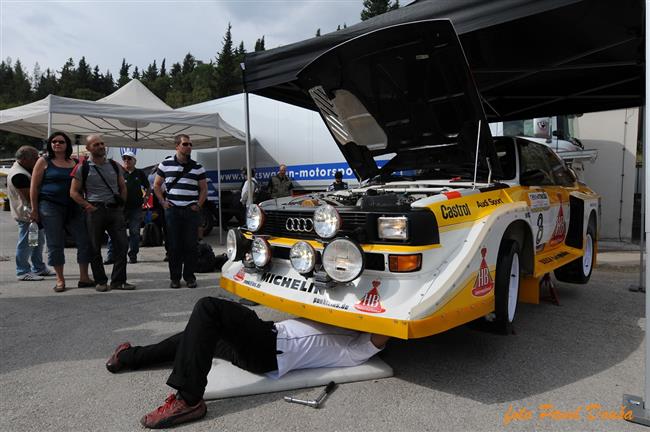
[30, 132, 94, 292]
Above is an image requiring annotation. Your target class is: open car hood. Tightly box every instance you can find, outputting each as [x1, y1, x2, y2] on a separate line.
[297, 19, 502, 182]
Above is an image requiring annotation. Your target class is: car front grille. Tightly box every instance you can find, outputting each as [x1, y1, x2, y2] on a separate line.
[261, 210, 368, 240]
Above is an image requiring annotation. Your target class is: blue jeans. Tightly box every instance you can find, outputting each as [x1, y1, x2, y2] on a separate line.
[15, 220, 46, 276]
[39, 200, 91, 267]
[107, 208, 142, 260]
[165, 206, 200, 282]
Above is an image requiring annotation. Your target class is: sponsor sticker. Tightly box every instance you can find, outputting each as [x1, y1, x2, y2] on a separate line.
[234, 266, 246, 282]
[528, 192, 550, 211]
[476, 197, 504, 208]
[440, 203, 471, 219]
[313, 297, 350, 311]
[260, 272, 321, 294]
[354, 280, 386, 313]
[548, 195, 567, 247]
[472, 248, 494, 297]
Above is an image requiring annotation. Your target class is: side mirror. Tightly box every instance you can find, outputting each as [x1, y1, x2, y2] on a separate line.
[552, 129, 566, 140]
[520, 169, 548, 186]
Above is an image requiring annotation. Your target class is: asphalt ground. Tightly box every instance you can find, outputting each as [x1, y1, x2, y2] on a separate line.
[0, 208, 647, 432]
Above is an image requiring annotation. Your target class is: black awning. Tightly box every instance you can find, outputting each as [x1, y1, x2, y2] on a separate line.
[243, 0, 644, 121]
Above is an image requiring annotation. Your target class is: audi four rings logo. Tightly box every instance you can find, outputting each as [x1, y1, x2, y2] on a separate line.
[285, 218, 314, 232]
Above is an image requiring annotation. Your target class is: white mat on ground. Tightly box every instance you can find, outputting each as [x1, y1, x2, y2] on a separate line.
[204, 357, 393, 400]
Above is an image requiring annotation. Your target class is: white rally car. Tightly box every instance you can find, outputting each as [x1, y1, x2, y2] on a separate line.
[220, 20, 599, 339]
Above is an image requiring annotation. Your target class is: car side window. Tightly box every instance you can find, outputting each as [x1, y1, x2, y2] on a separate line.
[518, 140, 555, 186]
[493, 137, 516, 180]
[542, 145, 577, 186]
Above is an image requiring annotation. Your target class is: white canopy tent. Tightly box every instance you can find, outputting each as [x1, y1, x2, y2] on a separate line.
[0, 80, 248, 242]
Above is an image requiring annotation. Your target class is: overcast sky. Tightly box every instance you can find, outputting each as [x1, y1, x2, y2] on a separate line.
[1, 0, 365, 77]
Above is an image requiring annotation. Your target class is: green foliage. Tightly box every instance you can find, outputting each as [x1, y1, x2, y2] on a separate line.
[360, 0, 399, 21]
[254, 36, 265, 52]
[214, 23, 241, 98]
[316, 28, 321, 37]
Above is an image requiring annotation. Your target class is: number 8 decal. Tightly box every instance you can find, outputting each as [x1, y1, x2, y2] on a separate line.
[536, 213, 544, 244]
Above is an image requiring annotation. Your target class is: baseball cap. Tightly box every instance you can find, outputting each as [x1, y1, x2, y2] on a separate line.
[122, 151, 136, 161]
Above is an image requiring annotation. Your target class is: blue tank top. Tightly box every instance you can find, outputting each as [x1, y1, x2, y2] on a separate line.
[40, 160, 74, 206]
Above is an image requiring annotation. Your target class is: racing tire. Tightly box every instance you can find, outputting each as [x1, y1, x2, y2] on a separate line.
[494, 240, 521, 335]
[554, 217, 596, 284]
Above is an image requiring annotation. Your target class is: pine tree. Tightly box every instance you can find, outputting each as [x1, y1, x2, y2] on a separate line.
[214, 23, 239, 97]
[11, 59, 31, 103]
[181, 53, 196, 75]
[132, 66, 140, 80]
[160, 58, 166, 77]
[34, 68, 59, 99]
[360, 0, 399, 21]
[316, 28, 321, 37]
[254, 36, 265, 52]
[32, 62, 42, 91]
[143, 60, 158, 82]
[77, 56, 92, 89]
[118, 58, 131, 87]
[59, 58, 77, 97]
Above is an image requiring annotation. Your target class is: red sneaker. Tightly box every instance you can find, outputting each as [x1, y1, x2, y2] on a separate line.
[105, 342, 131, 373]
[141, 393, 207, 429]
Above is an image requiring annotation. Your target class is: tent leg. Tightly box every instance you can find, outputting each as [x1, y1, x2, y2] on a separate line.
[623, 3, 650, 423]
[244, 92, 252, 205]
[217, 136, 223, 245]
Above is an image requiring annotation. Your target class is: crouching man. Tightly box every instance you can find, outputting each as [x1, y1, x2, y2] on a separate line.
[106, 297, 389, 429]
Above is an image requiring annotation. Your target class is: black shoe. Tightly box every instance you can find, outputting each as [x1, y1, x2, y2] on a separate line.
[239, 298, 259, 306]
[186, 280, 197, 288]
[129, 256, 137, 264]
[170, 280, 181, 289]
[103, 258, 115, 265]
[163, 254, 169, 262]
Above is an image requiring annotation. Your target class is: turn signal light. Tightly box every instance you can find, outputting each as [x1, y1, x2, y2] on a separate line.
[388, 254, 422, 272]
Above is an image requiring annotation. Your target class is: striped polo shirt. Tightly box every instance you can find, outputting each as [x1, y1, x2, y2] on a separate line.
[156, 156, 206, 207]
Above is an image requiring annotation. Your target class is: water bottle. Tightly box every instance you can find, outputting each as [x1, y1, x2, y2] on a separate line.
[28, 222, 39, 247]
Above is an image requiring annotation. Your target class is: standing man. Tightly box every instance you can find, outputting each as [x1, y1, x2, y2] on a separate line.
[105, 151, 150, 264]
[7, 145, 52, 281]
[240, 167, 259, 206]
[328, 170, 349, 191]
[267, 164, 293, 198]
[70, 135, 134, 292]
[153, 134, 207, 289]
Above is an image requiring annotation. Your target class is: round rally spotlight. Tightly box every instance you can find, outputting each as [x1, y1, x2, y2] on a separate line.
[313, 204, 341, 238]
[226, 229, 249, 261]
[251, 237, 272, 267]
[246, 204, 265, 232]
[321, 238, 364, 283]
[290, 241, 316, 274]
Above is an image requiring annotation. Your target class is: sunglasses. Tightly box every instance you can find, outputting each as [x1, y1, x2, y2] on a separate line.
[181, 142, 193, 147]
[51, 140, 66, 144]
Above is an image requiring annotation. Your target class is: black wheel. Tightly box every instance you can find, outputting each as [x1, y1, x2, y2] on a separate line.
[494, 240, 521, 335]
[554, 216, 596, 284]
[200, 208, 214, 236]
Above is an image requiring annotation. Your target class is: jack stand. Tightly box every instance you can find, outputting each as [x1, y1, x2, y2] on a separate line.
[540, 273, 560, 305]
[629, 285, 646, 293]
[623, 394, 650, 426]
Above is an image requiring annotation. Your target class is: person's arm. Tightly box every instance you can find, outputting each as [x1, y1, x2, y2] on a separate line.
[153, 174, 171, 209]
[70, 177, 96, 212]
[12, 174, 31, 204]
[29, 158, 46, 222]
[141, 171, 151, 202]
[370, 334, 390, 349]
[240, 180, 249, 205]
[194, 178, 208, 210]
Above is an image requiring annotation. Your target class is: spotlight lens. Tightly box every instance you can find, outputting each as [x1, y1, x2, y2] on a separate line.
[322, 238, 364, 282]
[290, 241, 316, 274]
[251, 237, 271, 267]
[314, 204, 341, 238]
[246, 204, 264, 232]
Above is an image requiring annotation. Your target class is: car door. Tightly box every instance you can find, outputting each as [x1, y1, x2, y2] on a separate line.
[518, 139, 573, 252]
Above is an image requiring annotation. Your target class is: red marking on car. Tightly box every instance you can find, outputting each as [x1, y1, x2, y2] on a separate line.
[549, 195, 567, 246]
[234, 267, 246, 282]
[354, 280, 386, 313]
[444, 191, 462, 199]
[472, 248, 494, 297]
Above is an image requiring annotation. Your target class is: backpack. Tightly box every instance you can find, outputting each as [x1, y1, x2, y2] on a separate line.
[196, 242, 217, 273]
[141, 223, 162, 247]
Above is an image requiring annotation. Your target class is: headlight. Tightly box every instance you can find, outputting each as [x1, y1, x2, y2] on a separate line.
[226, 229, 250, 261]
[314, 204, 341, 238]
[321, 238, 364, 282]
[290, 241, 316, 274]
[251, 237, 271, 267]
[246, 204, 265, 232]
[377, 216, 409, 240]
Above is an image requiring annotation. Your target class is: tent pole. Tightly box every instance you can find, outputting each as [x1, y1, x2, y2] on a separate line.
[244, 91, 252, 205]
[217, 135, 223, 245]
[47, 96, 52, 138]
[623, 1, 650, 425]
